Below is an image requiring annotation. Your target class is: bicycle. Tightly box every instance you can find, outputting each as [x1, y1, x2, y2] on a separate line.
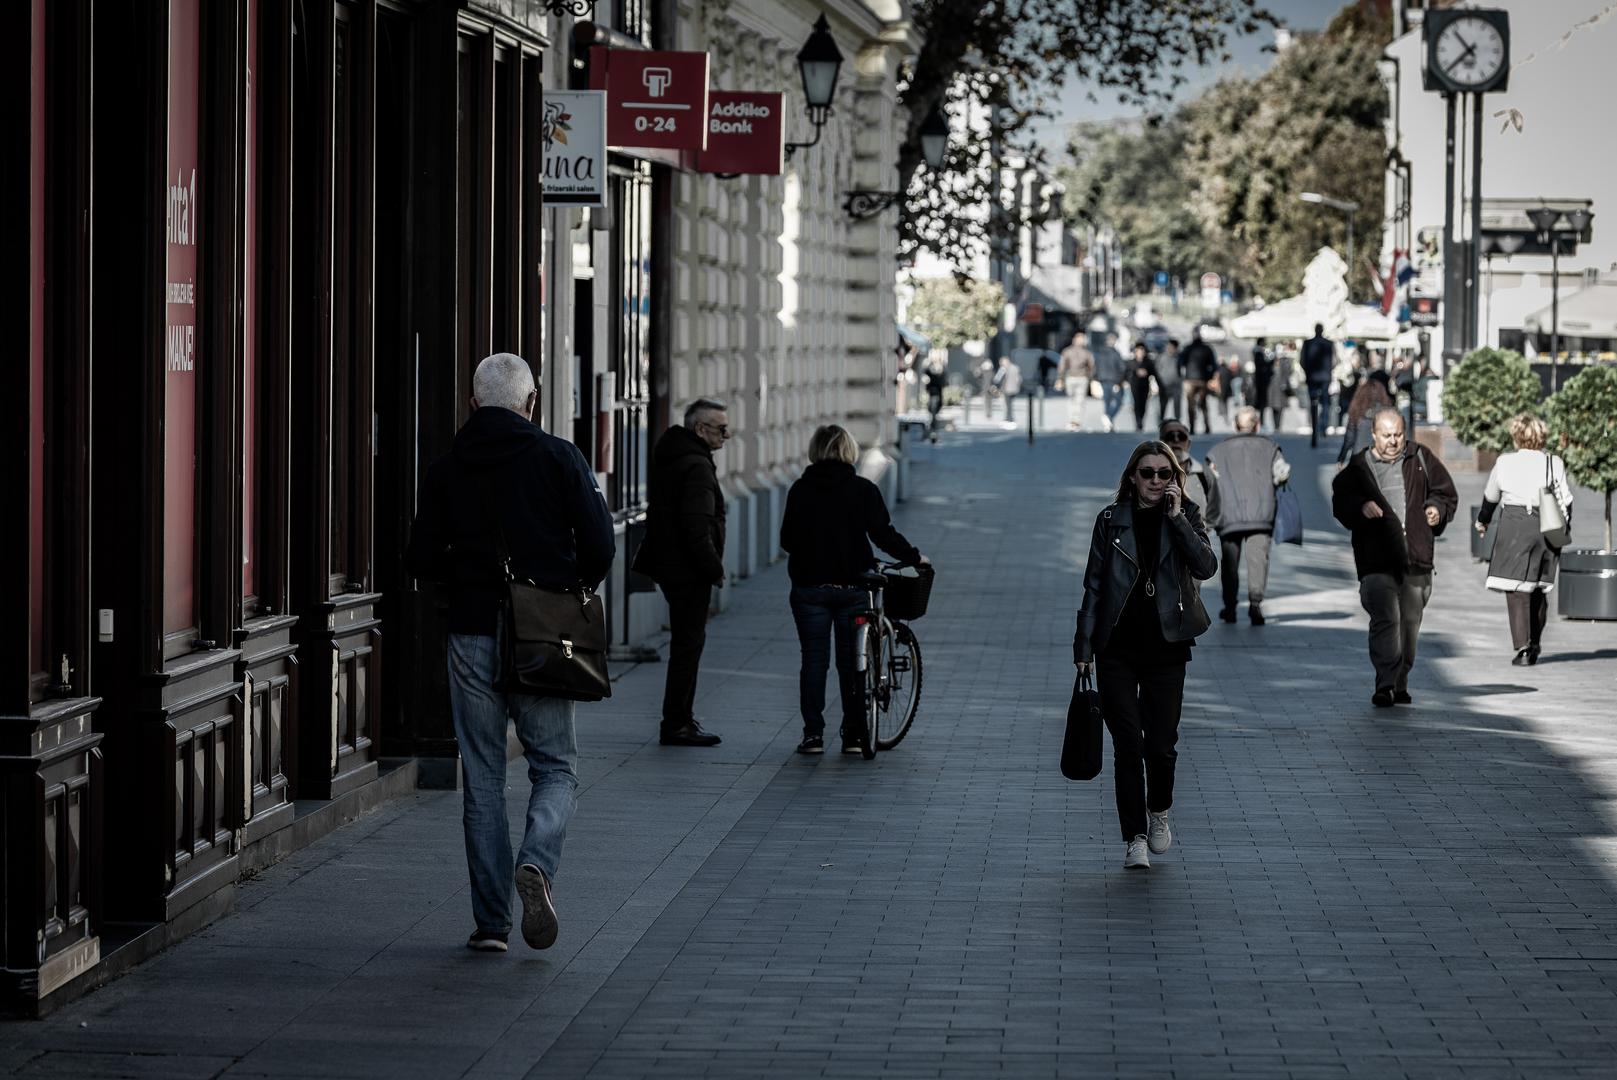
[851, 562, 931, 759]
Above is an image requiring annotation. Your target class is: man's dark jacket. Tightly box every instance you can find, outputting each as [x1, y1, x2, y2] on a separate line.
[632, 425, 726, 587]
[779, 461, 921, 587]
[1330, 444, 1459, 580]
[1073, 500, 1219, 664]
[406, 406, 615, 635]
[1300, 334, 1334, 386]
[1093, 344, 1128, 384]
[1180, 340, 1219, 382]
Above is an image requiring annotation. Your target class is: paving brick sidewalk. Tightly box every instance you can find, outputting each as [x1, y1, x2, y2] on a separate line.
[5, 427, 1616, 1079]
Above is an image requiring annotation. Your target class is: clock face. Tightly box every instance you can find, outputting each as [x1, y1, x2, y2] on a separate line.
[1435, 17, 1506, 88]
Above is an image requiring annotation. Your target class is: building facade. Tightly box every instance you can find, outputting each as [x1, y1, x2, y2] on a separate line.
[6, 0, 917, 1011]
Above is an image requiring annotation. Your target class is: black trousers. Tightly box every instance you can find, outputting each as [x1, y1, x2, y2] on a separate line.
[1505, 591, 1549, 651]
[1098, 653, 1186, 842]
[659, 583, 712, 732]
[1129, 375, 1151, 430]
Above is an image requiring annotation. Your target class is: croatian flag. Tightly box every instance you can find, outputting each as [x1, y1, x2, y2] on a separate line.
[1382, 249, 1412, 314]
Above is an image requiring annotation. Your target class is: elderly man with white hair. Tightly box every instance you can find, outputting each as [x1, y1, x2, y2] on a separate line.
[408, 352, 615, 954]
[1205, 406, 1290, 626]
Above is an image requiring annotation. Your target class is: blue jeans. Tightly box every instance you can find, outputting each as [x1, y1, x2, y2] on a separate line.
[1307, 384, 1332, 443]
[448, 621, 578, 936]
[1102, 382, 1127, 423]
[789, 586, 867, 738]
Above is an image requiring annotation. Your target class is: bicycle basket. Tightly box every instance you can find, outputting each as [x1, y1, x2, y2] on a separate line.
[882, 565, 935, 621]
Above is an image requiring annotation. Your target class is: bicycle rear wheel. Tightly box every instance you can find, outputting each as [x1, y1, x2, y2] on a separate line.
[875, 623, 922, 750]
[860, 623, 881, 759]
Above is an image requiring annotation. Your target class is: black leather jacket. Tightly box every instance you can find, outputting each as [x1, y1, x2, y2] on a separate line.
[1073, 500, 1219, 664]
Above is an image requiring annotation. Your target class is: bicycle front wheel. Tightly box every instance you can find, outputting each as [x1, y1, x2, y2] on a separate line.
[875, 623, 922, 750]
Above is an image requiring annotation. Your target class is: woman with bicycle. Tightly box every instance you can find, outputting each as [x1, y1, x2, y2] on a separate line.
[1074, 441, 1218, 869]
[781, 425, 928, 757]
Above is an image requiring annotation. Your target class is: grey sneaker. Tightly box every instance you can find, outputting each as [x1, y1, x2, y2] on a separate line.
[516, 863, 559, 950]
[1124, 836, 1151, 870]
[1147, 811, 1172, 854]
[466, 929, 508, 952]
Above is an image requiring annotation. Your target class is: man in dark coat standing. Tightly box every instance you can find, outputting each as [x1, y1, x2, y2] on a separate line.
[407, 352, 616, 954]
[1300, 323, 1335, 447]
[1178, 327, 1219, 434]
[632, 399, 730, 746]
[1331, 407, 1458, 708]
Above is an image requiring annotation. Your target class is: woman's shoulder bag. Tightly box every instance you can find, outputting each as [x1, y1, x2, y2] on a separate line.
[1539, 453, 1571, 550]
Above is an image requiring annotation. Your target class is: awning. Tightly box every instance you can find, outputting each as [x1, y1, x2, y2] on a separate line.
[896, 323, 931, 356]
[1021, 265, 1086, 315]
[1227, 296, 1401, 341]
[1523, 279, 1617, 339]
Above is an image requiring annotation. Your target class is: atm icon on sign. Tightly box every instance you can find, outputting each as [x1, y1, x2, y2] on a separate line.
[643, 68, 672, 97]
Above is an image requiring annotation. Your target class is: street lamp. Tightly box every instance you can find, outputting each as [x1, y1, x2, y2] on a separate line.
[1479, 231, 1526, 341]
[919, 103, 949, 171]
[843, 103, 951, 219]
[1298, 191, 1361, 288]
[785, 15, 843, 159]
[1527, 205, 1597, 391]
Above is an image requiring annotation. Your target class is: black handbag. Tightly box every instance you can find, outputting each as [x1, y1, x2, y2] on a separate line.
[480, 480, 612, 702]
[1060, 669, 1104, 781]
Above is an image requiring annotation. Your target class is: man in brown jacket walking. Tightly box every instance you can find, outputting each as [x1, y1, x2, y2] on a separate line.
[1330, 408, 1458, 707]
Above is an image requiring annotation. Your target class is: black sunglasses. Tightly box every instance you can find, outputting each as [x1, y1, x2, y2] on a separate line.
[1136, 467, 1175, 481]
[1162, 431, 1189, 443]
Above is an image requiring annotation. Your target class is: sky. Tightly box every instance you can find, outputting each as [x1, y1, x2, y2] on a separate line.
[1031, 0, 1350, 143]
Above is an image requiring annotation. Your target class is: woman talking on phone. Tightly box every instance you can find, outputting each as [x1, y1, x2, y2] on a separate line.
[1073, 441, 1218, 869]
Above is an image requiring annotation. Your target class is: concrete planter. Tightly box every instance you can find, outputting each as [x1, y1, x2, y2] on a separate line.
[1558, 549, 1617, 620]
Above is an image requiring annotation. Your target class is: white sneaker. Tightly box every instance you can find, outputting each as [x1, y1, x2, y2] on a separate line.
[1124, 836, 1151, 869]
[1147, 811, 1172, 854]
[1102, 417, 1115, 433]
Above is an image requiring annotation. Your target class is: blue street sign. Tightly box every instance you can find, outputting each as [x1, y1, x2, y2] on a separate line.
[1154, 270, 1170, 287]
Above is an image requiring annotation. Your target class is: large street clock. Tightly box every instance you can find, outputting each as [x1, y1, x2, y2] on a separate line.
[1424, 9, 1510, 94]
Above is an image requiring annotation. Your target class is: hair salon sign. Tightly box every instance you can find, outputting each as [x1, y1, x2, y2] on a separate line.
[542, 91, 606, 207]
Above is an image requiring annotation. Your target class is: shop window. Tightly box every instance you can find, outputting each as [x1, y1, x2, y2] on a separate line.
[163, 0, 203, 653]
[607, 164, 651, 513]
[242, 0, 260, 606]
[330, 4, 357, 594]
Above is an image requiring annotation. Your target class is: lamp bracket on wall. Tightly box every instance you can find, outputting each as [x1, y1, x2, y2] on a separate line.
[545, 0, 596, 18]
[843, 190, 902, 219]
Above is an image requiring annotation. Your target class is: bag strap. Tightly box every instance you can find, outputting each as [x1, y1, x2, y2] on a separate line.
[1078, 669, 1094, 694]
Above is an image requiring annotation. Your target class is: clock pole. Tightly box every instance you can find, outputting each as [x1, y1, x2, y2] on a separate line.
[1470, 93, 1484, 351]
[1442, 92, 1462, 364]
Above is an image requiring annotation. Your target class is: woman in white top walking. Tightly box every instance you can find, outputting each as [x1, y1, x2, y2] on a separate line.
[1474, 414, 1573, 665]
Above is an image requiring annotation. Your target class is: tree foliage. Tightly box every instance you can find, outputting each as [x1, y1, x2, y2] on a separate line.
[1058, 116, 1235, 291]
[1049, 4, 1392, 301]
[1183, 20, 1391, 300]
[896, 0, 1274, 273]
[1441, 348, 1543, 455]
[905, 278, 1006, 349]
[1546, 364, 1617, 546]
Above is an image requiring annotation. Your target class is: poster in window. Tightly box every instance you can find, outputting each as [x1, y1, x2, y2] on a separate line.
[164, 0, 201, 636]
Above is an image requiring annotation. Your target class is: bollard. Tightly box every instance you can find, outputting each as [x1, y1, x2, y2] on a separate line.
[964, 392, 972, 426]
[1027, 392, 1035, 445]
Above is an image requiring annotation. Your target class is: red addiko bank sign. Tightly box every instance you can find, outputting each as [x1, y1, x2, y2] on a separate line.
[589, 47, 709, 153]
[696, 91, 784, 176]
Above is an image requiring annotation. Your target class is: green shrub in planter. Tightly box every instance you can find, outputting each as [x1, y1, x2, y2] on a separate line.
[1546, 363, 1617, 551]
[1441, 347, 1542, 454]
